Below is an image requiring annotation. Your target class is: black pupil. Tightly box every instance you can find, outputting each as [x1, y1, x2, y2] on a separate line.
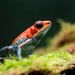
[36, 22, 43, 28]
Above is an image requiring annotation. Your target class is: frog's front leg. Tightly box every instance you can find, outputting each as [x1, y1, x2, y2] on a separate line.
[17, 47, 21, 58]
[17, 38, 38, 58]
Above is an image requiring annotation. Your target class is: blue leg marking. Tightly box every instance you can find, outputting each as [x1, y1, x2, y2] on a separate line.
[17, 47, 22, 58]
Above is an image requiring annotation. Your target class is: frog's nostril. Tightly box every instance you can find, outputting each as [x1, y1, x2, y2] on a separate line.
[47, 21, 52, 25]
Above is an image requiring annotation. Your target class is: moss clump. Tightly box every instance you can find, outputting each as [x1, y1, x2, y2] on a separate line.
[0, 51, 75, 75]
[47, 19, 75, 51]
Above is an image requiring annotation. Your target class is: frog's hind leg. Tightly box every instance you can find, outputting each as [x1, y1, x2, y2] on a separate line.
[0, 46, 11, 62]
[0, 46, 9, 57]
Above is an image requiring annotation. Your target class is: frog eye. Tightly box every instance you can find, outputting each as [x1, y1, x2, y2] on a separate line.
[36, 22, 43, 28]
[47, 22, 50, 24]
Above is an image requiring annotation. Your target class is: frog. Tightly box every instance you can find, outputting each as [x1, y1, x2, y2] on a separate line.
[0, 20, 52, 58]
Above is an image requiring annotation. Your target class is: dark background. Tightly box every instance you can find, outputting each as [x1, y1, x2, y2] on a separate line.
[0, 0, 75, 48]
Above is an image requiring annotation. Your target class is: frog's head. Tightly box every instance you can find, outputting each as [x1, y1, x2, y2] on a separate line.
[33, 20, 52, 40]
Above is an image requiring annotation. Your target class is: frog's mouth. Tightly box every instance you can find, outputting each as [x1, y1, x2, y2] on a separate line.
[33, 25, 51, 40]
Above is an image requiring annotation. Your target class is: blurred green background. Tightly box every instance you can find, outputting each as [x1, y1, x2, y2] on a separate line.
[0, 0, 75, 48]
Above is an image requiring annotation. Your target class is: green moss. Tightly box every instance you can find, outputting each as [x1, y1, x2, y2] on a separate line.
[0, 51, 75, 75]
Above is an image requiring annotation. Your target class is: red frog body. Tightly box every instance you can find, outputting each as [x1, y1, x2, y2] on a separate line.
[0, 20, 52, 58]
